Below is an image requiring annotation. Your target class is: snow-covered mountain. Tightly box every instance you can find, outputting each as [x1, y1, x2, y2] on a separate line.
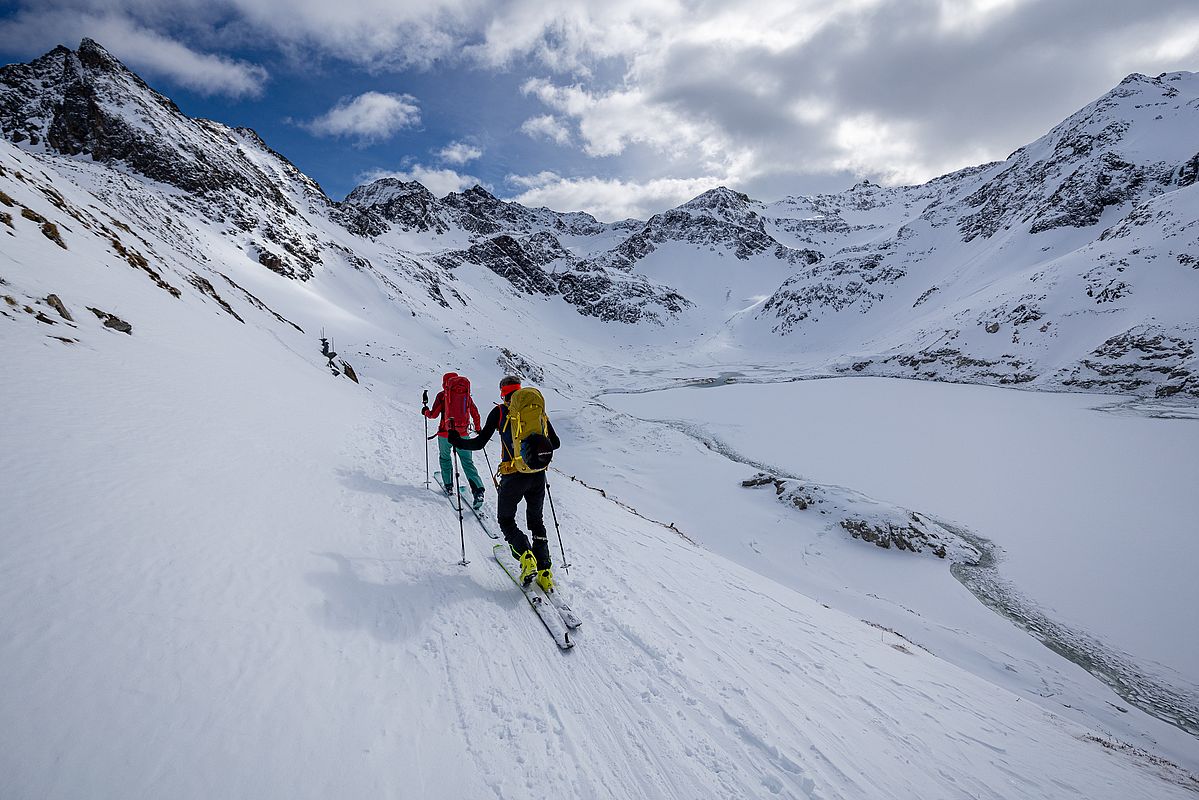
[744, 72, 1199, 398]
[3, 39, 1196, 396]
[3, 40, 1198, 799]
[343, 70, 1199, 397]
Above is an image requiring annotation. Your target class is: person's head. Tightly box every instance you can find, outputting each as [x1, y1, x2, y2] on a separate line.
[499, 375, 521, 402]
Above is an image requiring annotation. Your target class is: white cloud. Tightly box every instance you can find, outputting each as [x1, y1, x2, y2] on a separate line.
[520, 78, 720, 160]
[303, 92, 421, 144]
[506, 171, 728, 221]
[519, 114, 571, 145]
[5, 0, 1199, 201]
[437, 141, 483, 164]
[509, 1, 1199, 193]
[0, 10, 268, 98]
[359, 165, 482, 198]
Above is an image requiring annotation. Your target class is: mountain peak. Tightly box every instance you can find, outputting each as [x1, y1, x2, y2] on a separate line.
[1106, 70, 1198, 100]
[701, 185, 747, 199]
[0, 41, 294, 205]
[75, 38, 129, 74]
[462, 184, 498, 201]
[1118, 72, 1151, 86]
[679, 186, 754, 212]
[345, 177, 435, 204]
[78, 37, 113, 56]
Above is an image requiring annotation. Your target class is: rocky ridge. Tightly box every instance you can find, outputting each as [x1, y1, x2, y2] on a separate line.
[590, 187, 823, 272]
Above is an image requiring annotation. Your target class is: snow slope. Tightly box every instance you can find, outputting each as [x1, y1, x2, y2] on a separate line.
[3, 278, 1195, 799]
[3, 40, 1199, 799]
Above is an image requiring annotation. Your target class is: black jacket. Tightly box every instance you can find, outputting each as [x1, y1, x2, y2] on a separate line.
[449, 404, 560, 460]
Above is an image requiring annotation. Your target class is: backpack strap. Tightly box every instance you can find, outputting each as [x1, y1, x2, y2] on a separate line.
[498, 405, 514, 463]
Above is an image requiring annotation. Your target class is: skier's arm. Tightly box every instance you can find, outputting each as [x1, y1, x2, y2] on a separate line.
[422, 392, 444, 420]
[469, 399, 482, 432]
[449, 405, 500, 450]
[547, 418, 561, 449]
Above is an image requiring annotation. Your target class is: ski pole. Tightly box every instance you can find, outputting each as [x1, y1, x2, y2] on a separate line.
[545, 476, 569, 573]
[422, 389, 430, 489]
[450, 417, 468, 566]
[481, 442, 499, 489]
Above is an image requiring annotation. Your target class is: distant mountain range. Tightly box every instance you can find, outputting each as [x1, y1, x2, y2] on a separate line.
[2, 39, 1196, 396]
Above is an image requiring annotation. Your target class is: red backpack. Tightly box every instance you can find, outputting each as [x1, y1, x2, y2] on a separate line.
[442, 373, 473, 435]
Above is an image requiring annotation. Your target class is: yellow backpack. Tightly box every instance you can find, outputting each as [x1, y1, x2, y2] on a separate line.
[504, 387, 553, 473]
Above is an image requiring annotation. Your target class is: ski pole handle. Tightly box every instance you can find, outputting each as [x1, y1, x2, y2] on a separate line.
[422, 389, 428, 405]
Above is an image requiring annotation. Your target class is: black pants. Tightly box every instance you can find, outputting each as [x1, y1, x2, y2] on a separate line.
[497, 471, 550, 569]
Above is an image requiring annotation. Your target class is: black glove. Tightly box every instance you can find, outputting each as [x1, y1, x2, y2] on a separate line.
[422, 405, 429, 414]
[447, 429, 462, 445]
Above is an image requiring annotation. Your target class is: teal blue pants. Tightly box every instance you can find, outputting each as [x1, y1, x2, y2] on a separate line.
[438, 437, 484, 492]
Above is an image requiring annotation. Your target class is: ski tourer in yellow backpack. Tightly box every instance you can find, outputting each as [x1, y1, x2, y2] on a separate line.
[449, 375, 561, 591]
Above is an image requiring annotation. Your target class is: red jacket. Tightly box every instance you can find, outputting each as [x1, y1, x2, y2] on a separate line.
[423, 372, 482, 437]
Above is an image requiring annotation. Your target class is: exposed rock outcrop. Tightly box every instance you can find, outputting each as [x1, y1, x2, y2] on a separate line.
[741, 473, 980, 562]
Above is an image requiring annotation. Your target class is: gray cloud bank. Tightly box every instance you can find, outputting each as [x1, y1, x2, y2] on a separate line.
[2, 0, 1197, 218]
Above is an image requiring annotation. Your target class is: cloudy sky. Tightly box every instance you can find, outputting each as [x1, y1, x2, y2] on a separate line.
[1, 0, 1197, 220]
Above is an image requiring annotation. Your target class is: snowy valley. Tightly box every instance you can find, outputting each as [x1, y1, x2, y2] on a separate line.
[2, 39, 1198, 799]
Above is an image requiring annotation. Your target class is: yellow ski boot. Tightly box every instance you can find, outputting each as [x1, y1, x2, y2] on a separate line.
[517, 550, 538, 586]
[535, 568, 555, 593]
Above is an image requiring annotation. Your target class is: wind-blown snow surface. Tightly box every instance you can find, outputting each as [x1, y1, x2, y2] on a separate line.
[4, 41, 1199, 799]
[0, 143, 1192, 800]
[2, 294, 1196, 799]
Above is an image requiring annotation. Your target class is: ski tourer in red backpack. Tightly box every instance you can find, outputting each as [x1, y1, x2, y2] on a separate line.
[423, 372, 485, 509]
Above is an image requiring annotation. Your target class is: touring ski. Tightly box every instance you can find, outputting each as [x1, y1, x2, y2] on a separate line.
[458, 486, 500, 540]
[541, 589, 582, 629]
[492, 543, 573, 649]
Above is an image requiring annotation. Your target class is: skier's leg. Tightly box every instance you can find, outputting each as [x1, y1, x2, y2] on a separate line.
[456, 447, 484, 492]
[525, 472, 550, 569]
[497, 474, 532, 556]
[437, 437, 454, 490]
[499, 473, 539, 583]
